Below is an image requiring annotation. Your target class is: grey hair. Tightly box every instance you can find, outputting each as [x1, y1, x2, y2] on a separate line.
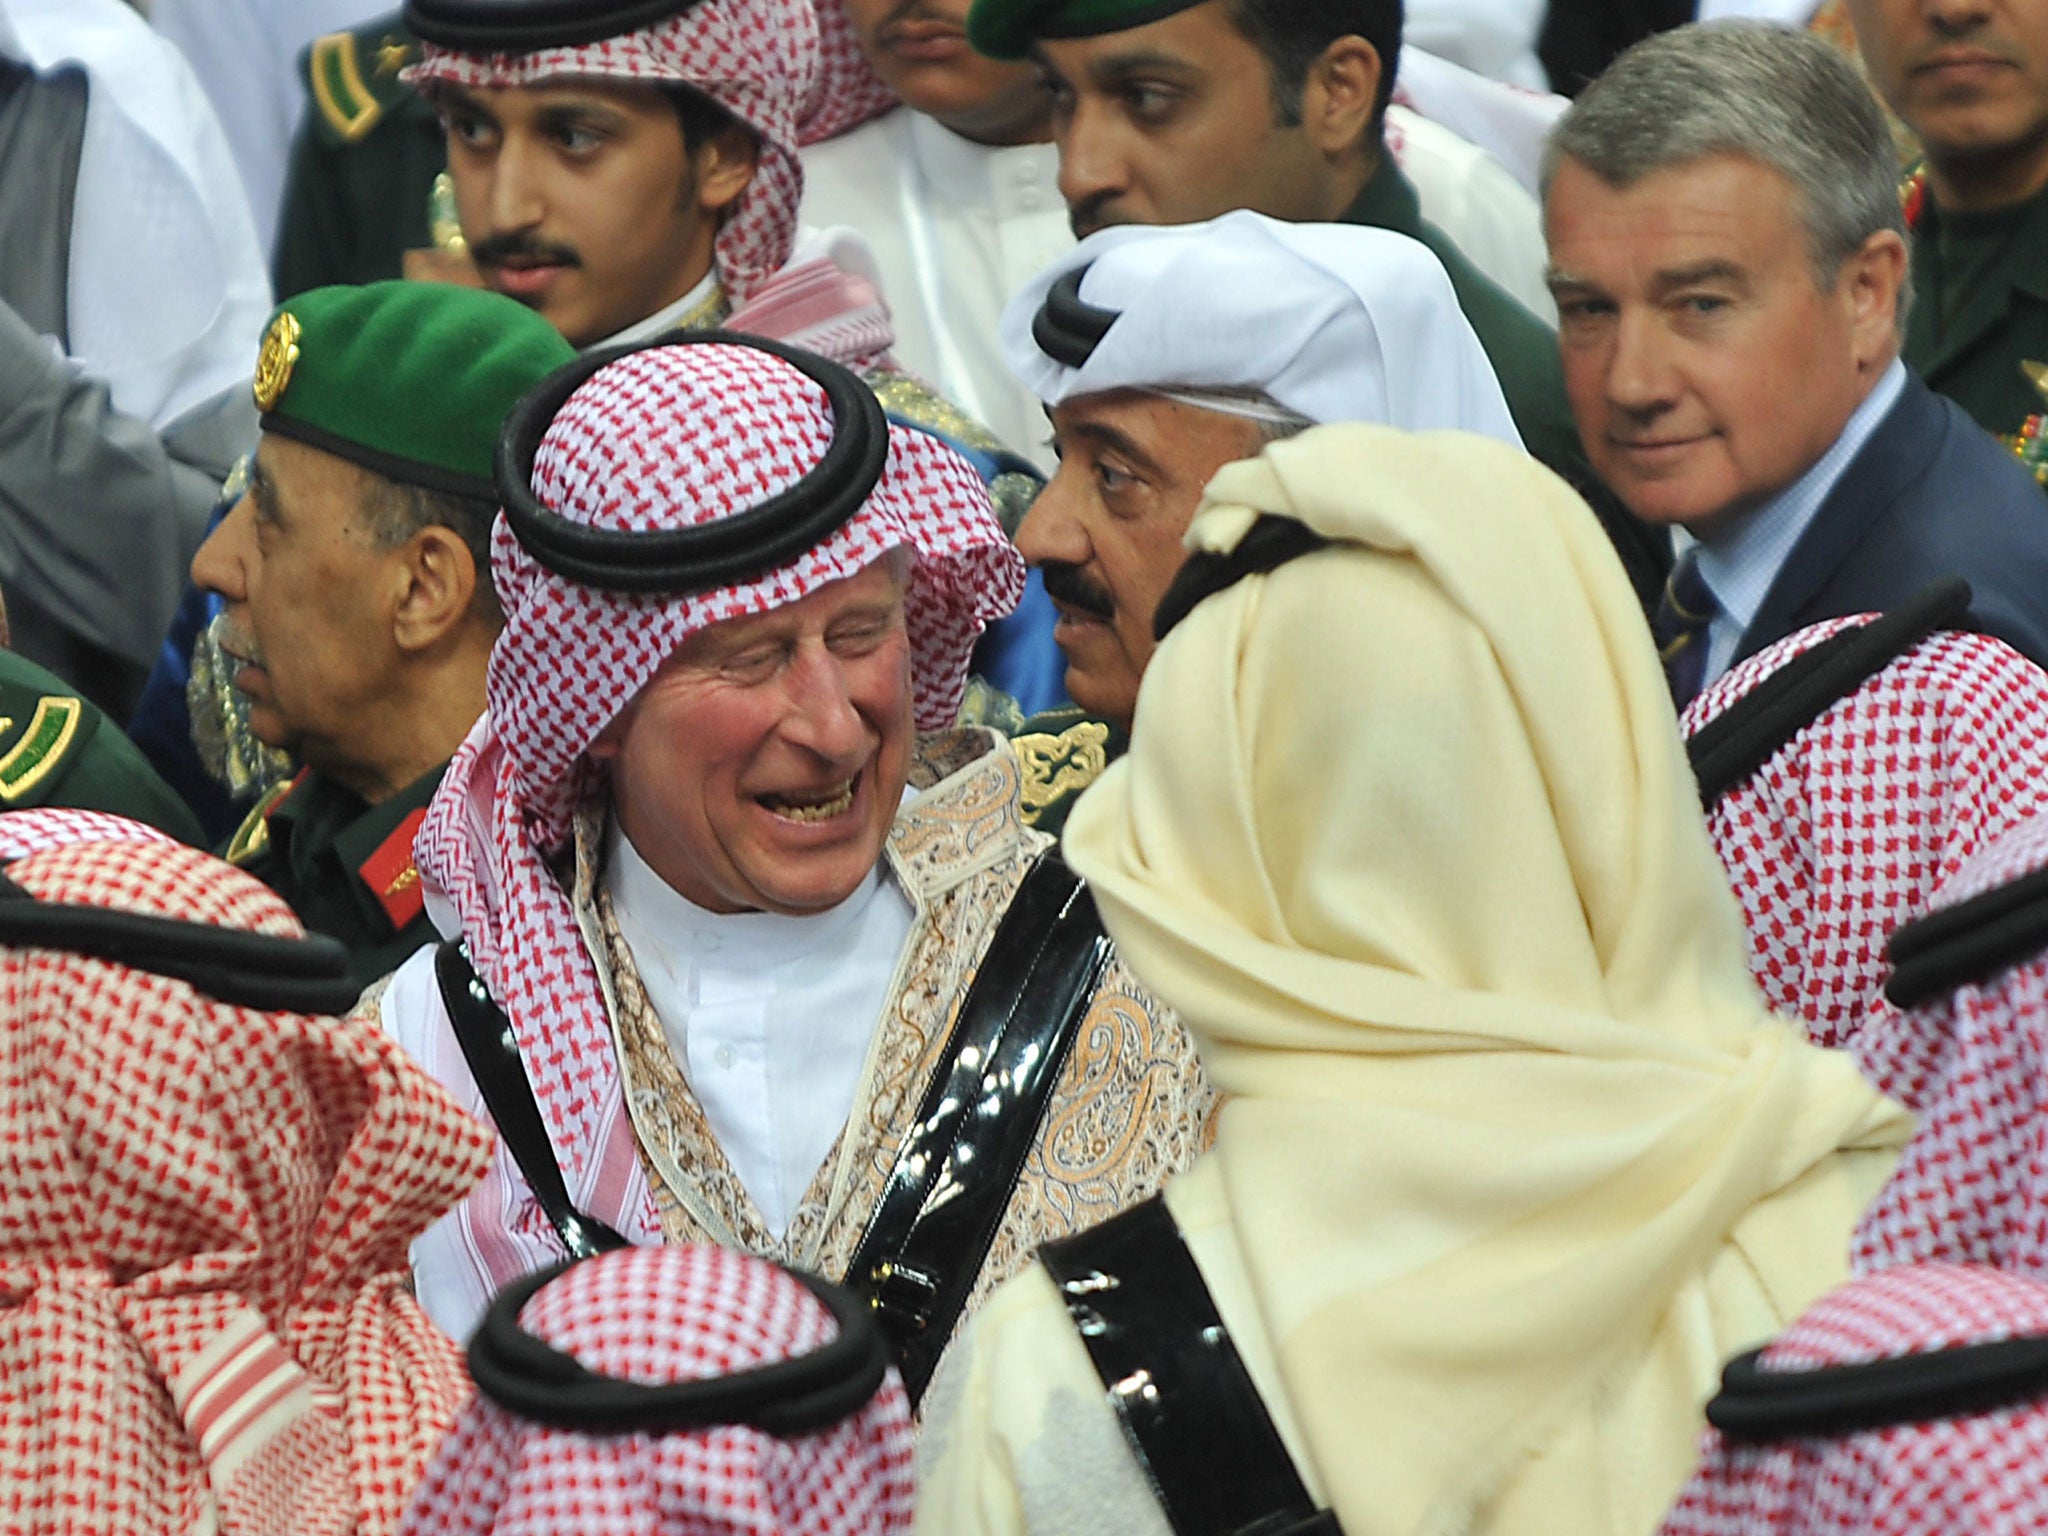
[363, 477, 505, 624]
[1543, 23, 1908, 306]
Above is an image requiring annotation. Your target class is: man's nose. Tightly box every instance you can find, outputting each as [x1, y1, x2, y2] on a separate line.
[781, 646, 871, 764]
[1015, 468, 1092, 570]
[1056, 99, 1130, 224]
[1604, 310, 1682, 417]
[190, 491, 254, 600]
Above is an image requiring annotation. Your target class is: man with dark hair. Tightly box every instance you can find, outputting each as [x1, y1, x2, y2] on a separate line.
[1847, 0, 2048, 463]
[194, 281, 573, 990]
[959, 0, 1660, 599]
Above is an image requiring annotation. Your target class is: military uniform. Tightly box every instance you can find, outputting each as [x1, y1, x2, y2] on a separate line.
[0, 648, 204, 843]
[1008, 705, 1124, 837]
[1904, 177, 2048, 483]
[225, 763, 442, 991]
[273, 14, 445, 298]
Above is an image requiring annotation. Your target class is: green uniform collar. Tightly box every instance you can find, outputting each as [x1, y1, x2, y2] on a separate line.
[1909, 181, 2048, 386]
[1339, 154, 1425, 241]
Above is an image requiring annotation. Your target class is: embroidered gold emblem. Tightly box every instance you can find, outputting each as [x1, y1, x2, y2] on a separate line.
[375, 35, 411, 76]
[0, 698, 81, 803]
[224, 778, 294, 868]
[253, 313, 301, 412]
[1012, 721, 1111, 817]
[384, 866, 420, 897]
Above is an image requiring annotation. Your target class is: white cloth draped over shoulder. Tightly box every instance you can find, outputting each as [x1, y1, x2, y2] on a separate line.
[918, 424, 1910, 1536]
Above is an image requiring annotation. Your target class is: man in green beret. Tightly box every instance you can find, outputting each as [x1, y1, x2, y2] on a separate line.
[961, 0, 1668, 601]
[193, 280, 574, 992]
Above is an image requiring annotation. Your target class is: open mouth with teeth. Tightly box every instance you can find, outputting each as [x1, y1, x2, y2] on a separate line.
[759, 779, 857, 824]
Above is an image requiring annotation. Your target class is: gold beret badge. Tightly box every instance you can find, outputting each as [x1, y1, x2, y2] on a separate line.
[253, 312, 301, 412]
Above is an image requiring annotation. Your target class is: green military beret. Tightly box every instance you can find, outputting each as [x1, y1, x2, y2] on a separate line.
[967, 0, 1208, 60]
[253, 281, 575, 498]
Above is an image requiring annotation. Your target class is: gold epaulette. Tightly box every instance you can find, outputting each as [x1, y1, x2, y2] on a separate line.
[1011, 718, 1112, 824]
[307, 28, 416, 142]
[0, 697, 82, 805]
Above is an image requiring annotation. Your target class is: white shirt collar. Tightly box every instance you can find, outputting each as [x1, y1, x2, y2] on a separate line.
[1684, 356, 1908, 680]
[603, 817, 887, 966]
[595, 266, 723, 350]
[906, 109, 1061, 209]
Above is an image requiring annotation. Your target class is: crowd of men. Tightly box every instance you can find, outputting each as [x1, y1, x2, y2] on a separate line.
[9, 0, 2048, 1531]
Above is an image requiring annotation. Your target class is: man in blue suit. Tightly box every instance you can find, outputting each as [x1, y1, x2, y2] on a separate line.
[1542, 22, 2048, 706]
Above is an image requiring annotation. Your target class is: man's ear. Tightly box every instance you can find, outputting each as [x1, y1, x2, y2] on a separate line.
[1839, 227, 1909, 368]
[390, 525, 482, 654]
[694, 121, 762, 216]
[1300, 35, 1381, 158]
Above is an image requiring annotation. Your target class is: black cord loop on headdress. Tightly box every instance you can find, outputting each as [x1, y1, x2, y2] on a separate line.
[1685, 577, 1973, 809]
[495, 331, 889, 595]
[1884, 861, 2048, 1009]
[0, 868, 359, 1014]
[402, 0, 702, 51]
[1031, 265, 1121, 369]
[1706, 1333, 2048, 1441]
[468, 1258, 893, 1438]
[1152, 515, 1332, 641]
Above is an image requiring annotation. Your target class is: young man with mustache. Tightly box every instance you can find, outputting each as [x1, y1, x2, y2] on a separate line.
[1849, 0, 2048, 456]
[193, 282, 573, 991]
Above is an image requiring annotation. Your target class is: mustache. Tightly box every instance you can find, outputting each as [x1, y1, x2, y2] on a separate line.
[1038, 560, 1116, 621]
[1068, 196, 1119, 240]
[470, 231, 583, 271]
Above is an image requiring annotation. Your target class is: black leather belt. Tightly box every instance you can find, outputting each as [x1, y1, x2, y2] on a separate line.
[1041, 1196, 1345, 1536]
[435, 940, 630, 1261]
[848, 847, 1110, 1405]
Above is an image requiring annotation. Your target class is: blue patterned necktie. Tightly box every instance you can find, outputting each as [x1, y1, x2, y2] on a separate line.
[1651, 553, 1719, 709]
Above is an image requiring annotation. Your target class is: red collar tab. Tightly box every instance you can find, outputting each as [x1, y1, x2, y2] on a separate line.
[358, 806, 429, 932]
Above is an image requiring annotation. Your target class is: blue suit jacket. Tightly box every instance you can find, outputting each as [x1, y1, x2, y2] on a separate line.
[1737, 372, 2048, 670]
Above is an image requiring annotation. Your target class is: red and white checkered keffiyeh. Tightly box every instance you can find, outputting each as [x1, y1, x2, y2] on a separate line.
[1852, 810, 2048, 1277]
[399, 1246, 914, 1535]
[0, 806, 174, 858]
[1679, 618, 2048, 1049]
[413, 340, 1022, 1276]
[803, 1, 896, 144]
[1658, 1262, 2048, 1536]
[0, 829, 494, 1536]
[407, 0, 818, 305]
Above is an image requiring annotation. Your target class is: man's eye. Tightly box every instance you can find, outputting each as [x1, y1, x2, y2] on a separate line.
[445, 113, 494, 148]
[1122, 84, 1178, 123]
[721, 647, 781, 680]
[1096, 461, 1135, 494]
[1679, 294, 1730, 316]
[1556, 298, 1612, 324]
[553, 125, 604, 154]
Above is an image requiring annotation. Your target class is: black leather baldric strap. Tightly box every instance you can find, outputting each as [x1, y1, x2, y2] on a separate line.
[0, 869, 359, 1015]
[1685, 577, 1972, 808]
[1031, 265, 1121, 369]
[435, 940, 631, 1261]
[1154, 516, 1334, 642]
[1708, 1333, 2048, 1441]
[1884, 862, 2048, 1009]
[1041, 1197, 1345, 1536]
[469, 1258, 892, 1438]
[848, 849, 1111, 1406]
[495, 331, 889, 595]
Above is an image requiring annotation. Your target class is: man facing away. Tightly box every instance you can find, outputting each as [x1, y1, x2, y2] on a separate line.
[378, 335, 1210, 1400]
[1542, 21, 2048, 708]
[194, 281, 573, 992]
[1847, 0, 2048, 462]
[960, 0, 1672, 604]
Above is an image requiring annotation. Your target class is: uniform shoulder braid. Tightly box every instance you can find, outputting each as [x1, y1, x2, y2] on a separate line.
[302, 17, 423, 146]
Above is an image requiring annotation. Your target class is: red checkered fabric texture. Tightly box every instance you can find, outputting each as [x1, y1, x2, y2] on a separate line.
[1658, 1262, 2048, 1535]
[0, 807, 174, 858]
[398, 1246, 914, 1535]
[414, 340, 1022, 1260]
[0, 827, 494, 1536]
[802, 1, 897, 144]
[1852, 811, 2048, 1276]
[407, 0, 818, 304]
[1679, 619, 2048, 1049]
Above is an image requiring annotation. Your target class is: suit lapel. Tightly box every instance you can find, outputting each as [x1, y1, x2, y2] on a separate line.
[1736, 375, 1941, 663]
